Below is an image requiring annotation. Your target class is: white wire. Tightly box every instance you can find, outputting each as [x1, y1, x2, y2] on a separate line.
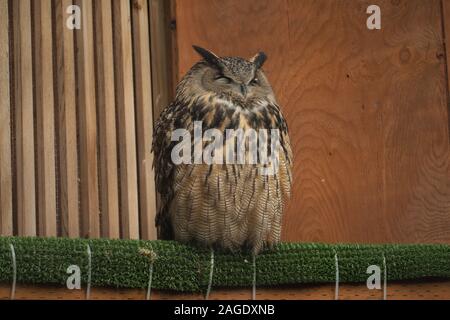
[9, 244, 16, 300]
[146, 263, 154, 300]
[205, 249, 214, 300]
[334, 250, 339, 300]
[86, 244, 92, 300]
[252, 254, 256, 300]
[383, 254, 387, 300]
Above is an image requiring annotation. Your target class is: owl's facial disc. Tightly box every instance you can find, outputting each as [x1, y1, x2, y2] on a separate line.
[200, 67, 272, 104]
[200, 67, 252, 99]
[192, 46, 273, 101]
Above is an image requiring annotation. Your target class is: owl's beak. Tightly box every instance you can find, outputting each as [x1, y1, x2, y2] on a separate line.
[240, 84, 248, 98]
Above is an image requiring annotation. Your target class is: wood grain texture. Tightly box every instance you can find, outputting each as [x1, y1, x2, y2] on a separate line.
[281, 0, 450, 243]
[0, 0, 13, 236]
[149, 0, 173, 120]
[442, 0, 450, 160]
[132, 0, 158, 240]
[0, 281, 449, 300]
[113, 0, 140, 239]
[75, 0, 100, 238]
[444, 0, 450, 94]
[94, 0, 120, 239]
[33, 0, 57, 237]
[55, 0, 80, 238]
[373, 1, 449, 243]
[12, 0, 36, 236]
[174, 0, 450, 244]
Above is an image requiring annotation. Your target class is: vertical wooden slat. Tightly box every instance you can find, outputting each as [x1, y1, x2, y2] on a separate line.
[149, 0, 172, 120]
[55, 0, 80, 237]
[0, 0, 13, 235]
[113, 0, 140, 239]
[12, 0, 36, 236]
[75, 0, 100, 238]
[33, 0, 57, 237]
[132, 0, 157, 240]
[94, 0, 120, 239]
[168, 0, 178, 95]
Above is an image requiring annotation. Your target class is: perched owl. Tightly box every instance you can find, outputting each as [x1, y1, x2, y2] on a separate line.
[152, 46, 292, 254]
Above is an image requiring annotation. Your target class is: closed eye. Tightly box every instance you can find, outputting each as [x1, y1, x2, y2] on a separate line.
[250, 77, 259, 85]
[214, 75, 232, 84]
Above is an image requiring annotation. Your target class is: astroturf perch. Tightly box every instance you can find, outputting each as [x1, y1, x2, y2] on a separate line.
[0, 237, 449, 292]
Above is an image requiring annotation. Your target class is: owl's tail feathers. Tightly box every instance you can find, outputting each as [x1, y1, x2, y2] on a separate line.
[155, 201, 174, 240]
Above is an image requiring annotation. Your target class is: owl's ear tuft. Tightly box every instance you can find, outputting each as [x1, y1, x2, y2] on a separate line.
[250, 52, 267, 69]
[193, 45, 223, 70]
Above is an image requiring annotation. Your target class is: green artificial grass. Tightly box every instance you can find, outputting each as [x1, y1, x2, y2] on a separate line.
[0, 237, 449, 292]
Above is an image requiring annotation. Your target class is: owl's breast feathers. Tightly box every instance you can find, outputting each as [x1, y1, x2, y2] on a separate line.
[152, 95, 292, 252]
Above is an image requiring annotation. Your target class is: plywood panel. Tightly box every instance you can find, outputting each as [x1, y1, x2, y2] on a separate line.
[174, 0, 450, 243]
[94, 0, 120, 239]
[33, 0, 57, 237]
[12, 0, 36, 236]
[0, 0, 13, 236]
[280, 0, 384, 243]
[132, 0, 158, 240]
[75, 0, 100, 238]
[113, 0, 140, 239]
[377, 1, 449, 243]
[55, 0, 80, 238]
[280, 0, 450, 243]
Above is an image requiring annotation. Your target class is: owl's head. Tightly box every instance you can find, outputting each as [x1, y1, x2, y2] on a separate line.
[179, 45, 274, 102]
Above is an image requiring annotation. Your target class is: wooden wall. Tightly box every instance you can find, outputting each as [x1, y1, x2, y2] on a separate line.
[0, 0, 157, 239]
[174, 0, 450, 244]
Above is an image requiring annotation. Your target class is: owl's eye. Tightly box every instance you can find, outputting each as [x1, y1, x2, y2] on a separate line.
[250, 77, 259, 85]
[214, 75, 232, 84]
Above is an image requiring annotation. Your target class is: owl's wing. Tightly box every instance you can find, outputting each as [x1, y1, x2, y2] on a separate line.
[267, 102, 293, 197]
[153, 103, 173, 194]
[152, 101, 186, 239]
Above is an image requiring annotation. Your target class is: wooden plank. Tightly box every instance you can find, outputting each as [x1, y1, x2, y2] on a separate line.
[113, 0, 140, 239]
[55, 0, 80, 238]
[33, 0, 57, 237]
[0, 0, 13, 236]
[0, 280, 449, 300]
[168, 0, 178, 98]
[174, 0, 450, 244]
[12, 0, 36, 236]
[132, 0, 157, 240]
[149, 0, 172, 120]
[94, 0, 120, 239]
[75, 0, 100, 238]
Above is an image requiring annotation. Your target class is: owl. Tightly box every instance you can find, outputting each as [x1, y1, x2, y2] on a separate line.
[152, 46, 292, 254]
